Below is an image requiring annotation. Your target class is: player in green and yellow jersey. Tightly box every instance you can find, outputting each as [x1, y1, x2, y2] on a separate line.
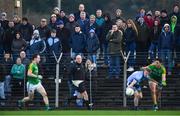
[18, 54, 50, 110]
[144, 59, 166, 111]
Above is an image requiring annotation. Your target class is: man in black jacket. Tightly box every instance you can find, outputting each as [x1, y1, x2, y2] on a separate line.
[67, 55, 92, 110]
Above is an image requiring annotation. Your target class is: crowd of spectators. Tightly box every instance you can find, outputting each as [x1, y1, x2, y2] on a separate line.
[0, 3, 180, 105]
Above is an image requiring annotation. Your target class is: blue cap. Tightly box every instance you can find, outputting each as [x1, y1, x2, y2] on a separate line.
[56, 20, 64, 25]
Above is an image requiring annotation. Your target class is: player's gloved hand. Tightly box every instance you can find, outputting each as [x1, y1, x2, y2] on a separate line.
[37, 75, 43, 80]
[162, 80, 167, 86]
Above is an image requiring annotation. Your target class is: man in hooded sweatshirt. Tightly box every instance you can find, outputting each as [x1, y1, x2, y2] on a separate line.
[158, 23, 174, 75]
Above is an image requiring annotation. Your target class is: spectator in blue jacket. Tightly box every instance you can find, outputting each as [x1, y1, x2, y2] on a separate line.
[47, 29, 62, 58]
[28, 30, 46, 58]
[158, 23, 174, 75]
[76, 11, 89, 36]
[86, 29, 99, 65]
[74, 4, 89, 21]
[69, 25, 86, 59]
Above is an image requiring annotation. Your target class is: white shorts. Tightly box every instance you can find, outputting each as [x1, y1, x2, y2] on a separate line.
[27, 82, 42, 93]
[72, 80, 84, 87]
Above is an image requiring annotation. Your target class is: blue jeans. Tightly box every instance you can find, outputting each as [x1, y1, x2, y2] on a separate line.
[126, 42, 136, 67]
[160, 49, 172, 72]
[109, 54, 121, 78]
[0, 82, 5, 99]
[4, 75, 11, 94]
[149, 42, 158, 60]
[103, 43, 109, 65]
[88, 54, 97, 64]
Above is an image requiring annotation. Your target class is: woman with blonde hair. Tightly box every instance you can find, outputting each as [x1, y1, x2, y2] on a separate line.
[124, 19, 138, 72]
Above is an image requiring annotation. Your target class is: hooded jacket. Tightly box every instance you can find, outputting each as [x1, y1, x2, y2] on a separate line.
[158, 24, 174, 50]
[170, 15, 177, 33]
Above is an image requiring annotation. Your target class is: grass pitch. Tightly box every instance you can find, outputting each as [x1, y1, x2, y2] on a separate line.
[1, 110, 180, 116]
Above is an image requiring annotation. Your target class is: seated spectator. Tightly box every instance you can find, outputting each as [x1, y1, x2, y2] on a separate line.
[37, 18, 50, 40]
[11, 32, 27, 62]
[11, 57, 25, 98]
[19, 51, 30, 66]
[28, 30, 46, 58]
[69, 25, 86, 60]
[19, 17, 33, 42]
[85, 29, 99, 67]
[76, 11, 89, 36]
[74, 3, 89, 21]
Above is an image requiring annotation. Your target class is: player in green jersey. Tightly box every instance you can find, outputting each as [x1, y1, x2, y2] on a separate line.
[18, 54, 50, 110]
[144, 59, 167, 111]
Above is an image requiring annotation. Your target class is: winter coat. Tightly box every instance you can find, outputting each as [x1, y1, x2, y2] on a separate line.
[65, 21, 77, 35]
[106, 30, 123, 54]
[19, 23, 33, 42]
[37, 26, 50, 40]
[86, 33, 99, 53]
[124, 27, 137, 43]
[69, 32, 86, 53]
[76, 19, 89, 36]
[11, 38, 27, 52]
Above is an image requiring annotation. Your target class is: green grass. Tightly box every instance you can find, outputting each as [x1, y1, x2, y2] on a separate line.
[1, 110, 180, 116]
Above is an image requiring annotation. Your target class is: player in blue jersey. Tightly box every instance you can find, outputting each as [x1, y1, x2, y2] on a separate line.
[127, 68, 151, 110]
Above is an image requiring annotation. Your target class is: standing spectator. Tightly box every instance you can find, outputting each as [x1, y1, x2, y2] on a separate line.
[59, 10, 69, 25]
[124, 19, 138, 72]
[13, 15, 21, 32]
[0, 12, 9, 31]
[95, 9, 105, 55]
[3, 21, 16, 53]
[170, 15, 177, 33]
[20, 51, 30, 66]
[135, 8, 146, 21]
[89, 15, 98, 32]
[69, 25, 86, 59]
[74, 4, 89, 21]
[11, 57, 25, 98]
[158, 24, 174, 75]
[101, 13, 113, 67]
[169, 4, 180, 24]
[29, 30, 46, 58]
[11, 32, 27, 61]
[0, 22, 4, 60]
[160, 10, 169, 28]
[85, 29, 99, 66]
[37, 18, 50, 40]
[148, 20, 161, 61]
[136, 17, 150, 64]
[48, 14, 57, 30]
[0, 63, 6, 106]
[56, 20, 71, 54]
[2, 53, 13, 97]
[144, 11, 154, 29]
[154, 10, 161, 20]
[106, 24, 123, 78]
[53, 7, 61, 20]
[76, 11, 89, 36]
[112, 9, 125, 23]
[19, 17, 33, 42]
[47, 29, 62, 59]
[65, 14, 77, 35]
